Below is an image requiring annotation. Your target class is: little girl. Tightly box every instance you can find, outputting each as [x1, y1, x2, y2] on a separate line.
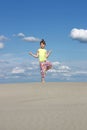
[29, 39, 52, 83]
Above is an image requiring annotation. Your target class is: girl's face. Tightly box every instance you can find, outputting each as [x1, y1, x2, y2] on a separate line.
[40, 42, 45, 49]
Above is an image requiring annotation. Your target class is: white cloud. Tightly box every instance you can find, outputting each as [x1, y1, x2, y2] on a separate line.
[12, 67, 25, 74]
[27, 67, 33, 70]
[0, 42, 4, 49]
[71, 70, 87, 75]
[59, 65, 70, 70]
[13, 33, 25, 37]
[12, 33, 40, 42]
[0, 74, 5, 78]
[0, 54, 87, 82]
[17, 33, 25, 37]
[70, 28, 87, 43]
[0, 35, 8, 41]
[23, 36, 40, 42]
[49, 63, 71, 74]
[52, 61, 60, 66]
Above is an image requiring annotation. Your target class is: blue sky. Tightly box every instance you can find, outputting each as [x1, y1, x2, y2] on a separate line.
[0, 0, 87, 83]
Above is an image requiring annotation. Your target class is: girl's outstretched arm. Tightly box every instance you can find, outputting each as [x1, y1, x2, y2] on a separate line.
[46, 50, 52, 58]
[29, 51, 39, 58]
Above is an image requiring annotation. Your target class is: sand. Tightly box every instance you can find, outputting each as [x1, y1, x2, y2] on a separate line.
[0, 82, 87, 130]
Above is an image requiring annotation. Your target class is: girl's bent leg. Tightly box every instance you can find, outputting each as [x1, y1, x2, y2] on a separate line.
[45, 61, 52, 71]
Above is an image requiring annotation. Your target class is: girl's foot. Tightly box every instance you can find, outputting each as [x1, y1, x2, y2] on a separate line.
[41, 78, 45, 83]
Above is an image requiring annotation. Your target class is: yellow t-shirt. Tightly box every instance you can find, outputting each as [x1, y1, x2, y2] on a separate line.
[38, 48, 47, 62]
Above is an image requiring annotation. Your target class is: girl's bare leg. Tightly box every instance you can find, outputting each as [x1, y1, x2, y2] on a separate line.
[40, 62, 46, 83]
[41, 78, 45, 83]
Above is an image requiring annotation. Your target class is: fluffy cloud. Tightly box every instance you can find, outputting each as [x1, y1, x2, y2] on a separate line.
[49, 62, 71, 75]
[0, 35, 9, 49]
[12, 67, 25, 74]
[13, 33, 40, 42]
[0, 54, 87, 82]
[52, 61, 60, 66]
[0, 35, 8, 41]
[0, 42, 4, 49]
[17, 33, 25, 37]
[23, 36, 40, 42]
[13, 33, 25, 37]
[70, 28, 87, 43]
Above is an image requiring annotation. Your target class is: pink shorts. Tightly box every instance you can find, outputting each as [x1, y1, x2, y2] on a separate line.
[40, 61, 52, 78]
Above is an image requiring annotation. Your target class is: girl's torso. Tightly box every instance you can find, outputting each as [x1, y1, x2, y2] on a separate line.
[38, 48, 47, 62]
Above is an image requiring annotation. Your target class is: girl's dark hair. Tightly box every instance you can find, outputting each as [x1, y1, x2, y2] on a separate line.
[40, 39, 46, 45]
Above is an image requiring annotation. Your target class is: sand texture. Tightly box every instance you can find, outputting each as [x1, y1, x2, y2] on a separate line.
[0, 82, 87, 130]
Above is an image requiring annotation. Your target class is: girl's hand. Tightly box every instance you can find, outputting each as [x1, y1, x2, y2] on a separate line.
[29, 52, 33, 55]
[46, 50, 52, 58]
[48, 50, 52, 55]
[49, 50, 52, 54]
[29, 52, 38, 58]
